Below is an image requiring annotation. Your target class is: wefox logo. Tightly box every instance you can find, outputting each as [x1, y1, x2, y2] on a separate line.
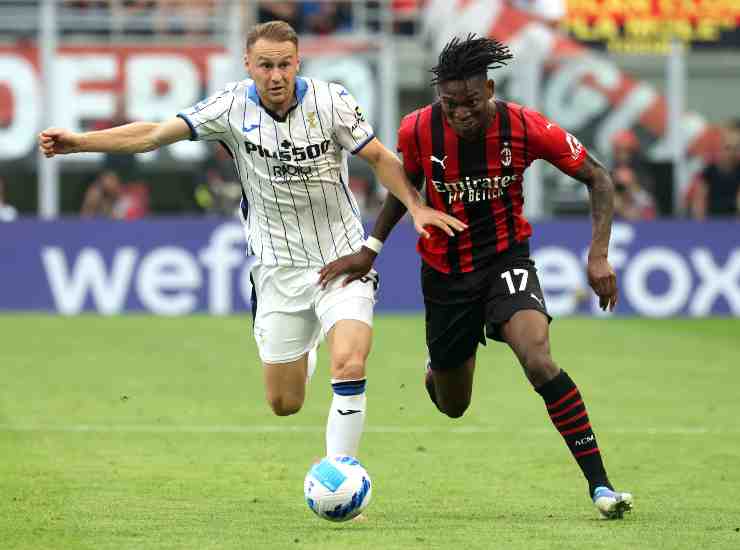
[245, 139, 330, 162]
[40, 224, 254, 316]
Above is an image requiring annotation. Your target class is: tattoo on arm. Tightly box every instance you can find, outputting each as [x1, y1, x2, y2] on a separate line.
[574, 152, 614, 258]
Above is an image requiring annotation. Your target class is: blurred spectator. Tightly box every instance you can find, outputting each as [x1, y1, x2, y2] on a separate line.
[81, 170, 149, 220]
[610, 130, 657, 221]
[303, 2, 352, 34]
[0, 177, 18, 222]
[194, 145, 242, 217]
[507, 0, 566, 28]
[392, 0, 423, 35]
[259, 2, 305, 33]
[688, 127, 740, 220]
[155, 0, 217, 37]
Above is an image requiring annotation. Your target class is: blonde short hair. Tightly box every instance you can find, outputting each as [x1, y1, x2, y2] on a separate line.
[246, 20, 299, 52]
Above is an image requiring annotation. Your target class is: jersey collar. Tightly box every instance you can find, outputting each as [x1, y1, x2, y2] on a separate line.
[247, 77, 309, 122]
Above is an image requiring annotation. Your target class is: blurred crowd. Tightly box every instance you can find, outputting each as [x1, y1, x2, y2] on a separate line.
[1, 0, 737, 223]
[606, 121, 740, 222]
[49, 1, 426, 37]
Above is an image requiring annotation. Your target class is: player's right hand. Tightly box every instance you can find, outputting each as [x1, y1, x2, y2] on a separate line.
[38, 128, 81, 158]
[410, 205, 467, 239]
[587, 255, 619, 312]
[318, 248, 376, 289]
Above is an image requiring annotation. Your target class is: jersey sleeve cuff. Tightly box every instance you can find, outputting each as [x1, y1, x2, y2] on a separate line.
[351, 134, 375, 155]
[177, 113, 198, 141]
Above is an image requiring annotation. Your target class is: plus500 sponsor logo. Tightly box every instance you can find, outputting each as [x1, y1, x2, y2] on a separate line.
[534, 224, 740, 317]
[41, 224, 254, 315]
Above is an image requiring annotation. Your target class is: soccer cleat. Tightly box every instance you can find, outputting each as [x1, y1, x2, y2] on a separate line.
[592, 486, 633, 519]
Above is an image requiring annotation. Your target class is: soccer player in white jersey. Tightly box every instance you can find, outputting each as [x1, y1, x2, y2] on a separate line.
[39, 21, 465, 461]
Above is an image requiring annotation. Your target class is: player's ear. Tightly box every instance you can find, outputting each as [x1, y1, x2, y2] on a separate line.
[296, 57, 301, 73]
[486, 79, 495, 99]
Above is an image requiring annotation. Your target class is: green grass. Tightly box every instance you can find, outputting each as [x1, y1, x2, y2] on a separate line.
[1, 315, 739, 549]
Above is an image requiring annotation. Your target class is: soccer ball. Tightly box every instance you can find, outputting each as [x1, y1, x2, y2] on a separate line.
[304, 455, 372, 522]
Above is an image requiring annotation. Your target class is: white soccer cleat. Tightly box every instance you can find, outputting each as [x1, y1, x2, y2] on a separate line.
[592, 486, 633, 519]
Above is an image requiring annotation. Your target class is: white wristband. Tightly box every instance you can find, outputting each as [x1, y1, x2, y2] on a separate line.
[364, 236, 384, 255]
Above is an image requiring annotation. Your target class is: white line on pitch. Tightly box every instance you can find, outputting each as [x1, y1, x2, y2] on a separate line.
[0, 424, 735, 435]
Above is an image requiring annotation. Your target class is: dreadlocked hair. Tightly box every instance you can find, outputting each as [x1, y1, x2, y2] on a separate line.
[430, 34, 513, 85]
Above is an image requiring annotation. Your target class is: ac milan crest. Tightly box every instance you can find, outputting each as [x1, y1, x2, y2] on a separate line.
[501, 142, 512, 167]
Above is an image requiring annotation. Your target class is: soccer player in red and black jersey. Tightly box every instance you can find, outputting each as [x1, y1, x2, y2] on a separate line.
[318, 35, 633, 519]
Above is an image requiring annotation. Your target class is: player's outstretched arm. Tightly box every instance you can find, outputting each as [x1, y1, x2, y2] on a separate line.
[355, 138, 466, 238]
[38, 117, 191, 158]
[574, 152, 619, 312]
[318, 173, 417, 288]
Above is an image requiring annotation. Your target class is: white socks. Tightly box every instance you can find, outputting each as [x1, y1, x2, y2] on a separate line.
[326, 379, 367, 457]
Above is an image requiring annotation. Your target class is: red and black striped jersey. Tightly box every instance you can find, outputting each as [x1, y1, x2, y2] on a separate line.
[397, 100, 587, 274]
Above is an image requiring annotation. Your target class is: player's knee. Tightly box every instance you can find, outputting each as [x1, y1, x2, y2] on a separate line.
[267, 395, 303, 416]
[438, 398, 470, 419]
[522, 350, 558, 386]
[330, 349, 367, 381]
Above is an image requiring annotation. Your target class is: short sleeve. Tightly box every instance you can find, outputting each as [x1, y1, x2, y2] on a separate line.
[330, 84, 375, 154]
[178, 86, 236, 142]
[525, 108, 587, 176]
[397, 112, 422, 177]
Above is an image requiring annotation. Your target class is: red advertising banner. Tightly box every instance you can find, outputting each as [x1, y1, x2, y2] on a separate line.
[0, 40, 378, 163]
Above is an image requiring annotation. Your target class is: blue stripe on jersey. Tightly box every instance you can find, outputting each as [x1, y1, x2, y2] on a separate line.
[247, 82, 260, 105]
[176, 113, 198, 141]
[295, 77, 308, 103]
[351, 133, 375, 155]
[247, 77, 309, 108]
[339, 174, 362, 221]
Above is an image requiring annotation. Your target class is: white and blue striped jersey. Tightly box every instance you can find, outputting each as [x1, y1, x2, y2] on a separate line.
[178, 77, 374, 267]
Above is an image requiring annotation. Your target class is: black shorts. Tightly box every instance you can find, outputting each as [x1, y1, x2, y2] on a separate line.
[422, 241, 551, 370]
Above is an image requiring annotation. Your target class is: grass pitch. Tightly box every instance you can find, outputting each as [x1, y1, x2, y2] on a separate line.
[1, 315, 739, 549]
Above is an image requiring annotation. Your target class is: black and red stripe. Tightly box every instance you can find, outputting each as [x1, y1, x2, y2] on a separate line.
[537, 370, 611, 489]
[416, 100, 536, 274]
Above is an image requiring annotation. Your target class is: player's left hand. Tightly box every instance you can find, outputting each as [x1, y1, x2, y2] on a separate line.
[410, 205, 467, 239]
[318, 248, 376, 289]
[587, 255, 618, 311]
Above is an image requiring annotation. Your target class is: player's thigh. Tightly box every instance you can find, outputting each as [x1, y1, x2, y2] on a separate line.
[317, 270, 377, 380]
[425, 299, 484, 371]
[485, 256, 552, 343]
[325, 319, 372, 380]
[251, 264, 322, 365]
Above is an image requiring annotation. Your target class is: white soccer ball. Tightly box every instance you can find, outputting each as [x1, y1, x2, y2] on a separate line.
[304, 455, 372, 522]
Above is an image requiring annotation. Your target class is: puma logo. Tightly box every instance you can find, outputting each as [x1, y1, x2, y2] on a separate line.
[430, 155, 447, 170]
[337, 409, 362, 416]
[546, 122, 553, 129]
[530, 293, 544, 308]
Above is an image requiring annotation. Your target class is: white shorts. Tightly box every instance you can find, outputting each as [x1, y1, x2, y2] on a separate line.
[250, 263, 378, 364]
